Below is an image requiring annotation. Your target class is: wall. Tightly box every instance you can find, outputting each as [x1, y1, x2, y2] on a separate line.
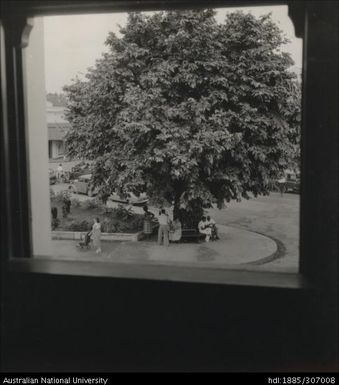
[23, 17, 52, 256]
[2, 273, 334, 372]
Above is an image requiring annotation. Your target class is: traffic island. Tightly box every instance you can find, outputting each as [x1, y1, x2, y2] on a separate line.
[44, 225, 279, 269]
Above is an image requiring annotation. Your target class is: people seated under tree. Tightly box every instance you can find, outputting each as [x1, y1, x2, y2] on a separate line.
[198, 216, 212, 242]
[206, 215, 219, 240]
[169, 216, 182, 243]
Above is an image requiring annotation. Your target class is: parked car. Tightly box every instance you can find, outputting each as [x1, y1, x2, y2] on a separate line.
[49, 169, 57, 185]
[109, 191, 148, 206]
[73, 174, 98, 197]
[69, 162, 92, 181]
[285, 171, 300, 193]
[271, 170, 300, 193]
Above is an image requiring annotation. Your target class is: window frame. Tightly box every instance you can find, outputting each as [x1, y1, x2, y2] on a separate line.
[1, 0, 338, 290]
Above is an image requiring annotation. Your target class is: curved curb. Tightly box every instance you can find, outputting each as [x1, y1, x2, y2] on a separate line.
[212, 224, 284, 266]
[49, 225, 284, 268]
[52, 230, 144, 242]
[202, 224, 278, 265]
[243, 234, 286, 265]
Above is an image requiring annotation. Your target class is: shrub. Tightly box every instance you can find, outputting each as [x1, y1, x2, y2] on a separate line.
[51, 217, 60, 230]
[71, 198, 81, 208]
[110, 204, 134, 221]
[65, 219, 92, 232]
[51, 190, 71, 204]
[117, 222, 133, 232]
[100, 214, 143, 233]
[103, 206, 114, 215]
[101, 218, 118, 233]
[82, 198, 103, 210]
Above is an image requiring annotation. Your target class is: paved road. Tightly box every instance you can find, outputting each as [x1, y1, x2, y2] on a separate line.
[207, 192, 299, 272]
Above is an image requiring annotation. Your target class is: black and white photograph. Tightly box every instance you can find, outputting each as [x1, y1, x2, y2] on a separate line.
[1, 0, 338, 375]
[31, 5, 301, 272]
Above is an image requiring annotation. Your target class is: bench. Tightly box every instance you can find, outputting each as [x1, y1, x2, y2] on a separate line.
[180, 228, 205, 243]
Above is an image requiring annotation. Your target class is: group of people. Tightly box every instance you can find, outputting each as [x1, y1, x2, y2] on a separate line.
[143, 205, 218, 246]
[143, 206, 180, 247]
[198, 215, 219, 242]
[76, 206, 219, 253]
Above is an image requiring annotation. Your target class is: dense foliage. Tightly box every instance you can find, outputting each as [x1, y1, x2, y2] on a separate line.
[50, 197, 143, 233]
[64, 10, 301, 214]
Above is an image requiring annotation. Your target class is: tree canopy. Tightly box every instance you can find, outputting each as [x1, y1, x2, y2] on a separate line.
[64, 9, 301, 214]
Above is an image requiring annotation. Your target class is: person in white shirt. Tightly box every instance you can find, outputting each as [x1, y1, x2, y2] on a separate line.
[56, 163, 63, 182]
[198, 216, 212, 242]
[158, 209, 170, 246]
[277, 174, 287, 196]
[89, 217, 102, 253]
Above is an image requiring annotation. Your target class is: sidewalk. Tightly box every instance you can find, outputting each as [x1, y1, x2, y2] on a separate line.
[45, 189, 299, 273]
[40, 224, 286, 271]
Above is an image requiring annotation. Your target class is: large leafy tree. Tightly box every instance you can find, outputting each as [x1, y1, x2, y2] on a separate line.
[64, 9, 300, 218]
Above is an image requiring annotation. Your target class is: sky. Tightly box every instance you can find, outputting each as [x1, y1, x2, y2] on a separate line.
[43, 5, 302, 94]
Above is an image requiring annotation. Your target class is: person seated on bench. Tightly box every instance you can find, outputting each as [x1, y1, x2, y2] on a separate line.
[198, 216, 212, 242]
[169, 217, 182, 243]
[206, 215, 220, 240]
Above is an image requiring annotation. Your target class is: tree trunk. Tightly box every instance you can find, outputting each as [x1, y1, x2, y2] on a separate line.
[173, 196, 181, 221]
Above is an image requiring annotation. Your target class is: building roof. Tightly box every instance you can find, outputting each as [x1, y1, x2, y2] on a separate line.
[48, 123, 71, 141]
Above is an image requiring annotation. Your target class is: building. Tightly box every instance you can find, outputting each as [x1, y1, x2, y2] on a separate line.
[47, 100, 70, 159]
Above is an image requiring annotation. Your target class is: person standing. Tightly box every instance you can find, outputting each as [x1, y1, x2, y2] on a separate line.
[158, 209, 170, 246]
[277, 174, 287, 196]
[90, 217, 102, 253]
[56, 163, 63, 182]
[62, 190, 71, 217]
[143, 205, 155, 238]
